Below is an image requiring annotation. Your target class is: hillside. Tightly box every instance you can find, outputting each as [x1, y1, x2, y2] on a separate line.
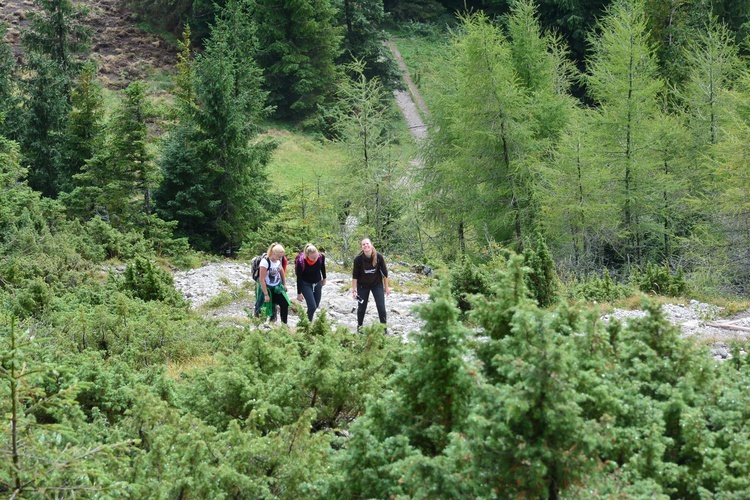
[1, 0, 177, 88]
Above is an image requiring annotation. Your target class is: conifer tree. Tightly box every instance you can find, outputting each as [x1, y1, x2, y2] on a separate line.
[0, 22, 15, 124]
[467, 301, 597, 499]
[327, 284, 475, 497]
[680, 16, 744, 288]
[338, 0, 399, 87]
[333, 61, 404, 249]
[69, 81, 156, 227]
[16, 0, 91, 198]
[21, 0, 90, 79]
[253, 0, 343, 121]
[422, 7, 574, 251]
[59, 62, 104, 195]
[542, 109, 608, 272]
[16, 55, 70, 198]
[155, 9, 274, 252]
[523, 232, 559, 308]
[584, 0, 665, 266]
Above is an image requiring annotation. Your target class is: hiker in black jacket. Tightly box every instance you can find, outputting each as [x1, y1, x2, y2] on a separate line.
[351, 238, 390, 332]
[295, 243, 327, 322]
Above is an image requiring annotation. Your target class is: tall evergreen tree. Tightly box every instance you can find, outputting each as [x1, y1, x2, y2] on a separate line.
[155, 8, 275, 252]
[16, 55, 70, 198]
[16, 0, 91, 198]
[337, 0, 400, 88]
[59, 62, 104, 195]
[0, 22, 15, 124]
[67, 81, 156, 227]
[21, 0, 91, 79]
[253, 0, 343, 121]
[584, 0, 665, 266]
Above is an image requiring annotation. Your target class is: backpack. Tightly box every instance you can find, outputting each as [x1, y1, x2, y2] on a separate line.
[296, 252, 324, 273]
[251, 253, 288, 281]
[251, 253, 269, 282]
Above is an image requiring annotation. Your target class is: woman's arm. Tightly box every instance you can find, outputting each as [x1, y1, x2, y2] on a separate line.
[259, 267, 269, 300]
[321, 254, 327, 286]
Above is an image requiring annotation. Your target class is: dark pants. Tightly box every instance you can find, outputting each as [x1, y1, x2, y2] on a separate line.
[299, 279, 322, 322]
[254, 284, 289, 324]
[357, 282, 386, 327]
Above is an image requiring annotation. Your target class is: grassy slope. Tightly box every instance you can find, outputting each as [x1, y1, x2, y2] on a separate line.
[261, 127, 350, 192]
[390, 33, 450, 112]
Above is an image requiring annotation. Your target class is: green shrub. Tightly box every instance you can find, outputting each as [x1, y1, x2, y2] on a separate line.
[566, 268, 634, 302]
[121, 256, 186, 306]
[523, 235, 559, 308]
[631, 262, 688, 297]
[449, 257, 491, 313]
[13, 277, 53, 318]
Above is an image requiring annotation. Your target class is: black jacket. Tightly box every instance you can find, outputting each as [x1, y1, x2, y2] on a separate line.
[352, 252, 388, 287]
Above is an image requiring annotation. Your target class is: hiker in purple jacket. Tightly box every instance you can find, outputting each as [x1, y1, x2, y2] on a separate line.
[295, 243, 327, 322]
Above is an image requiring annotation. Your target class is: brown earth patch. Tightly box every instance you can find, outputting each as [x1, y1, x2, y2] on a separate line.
[1, 0, 177, 88]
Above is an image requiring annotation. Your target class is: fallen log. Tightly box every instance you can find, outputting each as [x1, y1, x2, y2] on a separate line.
[706, 322, 750, 333]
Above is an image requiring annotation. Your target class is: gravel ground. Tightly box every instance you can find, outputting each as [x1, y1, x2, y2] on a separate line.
[174, 262, 750, 359]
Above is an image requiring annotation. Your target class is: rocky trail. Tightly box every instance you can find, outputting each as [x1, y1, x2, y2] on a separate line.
[174, 261, 750, 360]
[174, 261, 431, 340]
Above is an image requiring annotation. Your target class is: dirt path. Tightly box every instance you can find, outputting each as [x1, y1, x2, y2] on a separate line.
[386, 39, 428, 141]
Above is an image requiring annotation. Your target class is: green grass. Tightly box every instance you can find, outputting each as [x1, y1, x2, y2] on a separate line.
[260, 107, 419, 193]
[390, 33, 450, 112]
[260, 127, 350, 192]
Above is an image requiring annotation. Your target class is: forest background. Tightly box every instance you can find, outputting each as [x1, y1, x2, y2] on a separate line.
[4, 0, 750, 497]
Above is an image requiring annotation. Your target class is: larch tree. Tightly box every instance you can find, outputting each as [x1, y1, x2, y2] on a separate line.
[679, 16, 744, 289]
[584, 0, 665, 267]
[421, 12, 528, 250]
[332, 61, 404, 251]
[422, 7, 574, 253]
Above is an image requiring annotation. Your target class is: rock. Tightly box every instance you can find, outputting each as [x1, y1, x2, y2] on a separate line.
[173, 263, 429, 341]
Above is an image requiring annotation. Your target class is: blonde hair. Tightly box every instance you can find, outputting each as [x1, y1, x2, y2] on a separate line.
[267, 242, 285, 256]
[303, 243, 318, 258]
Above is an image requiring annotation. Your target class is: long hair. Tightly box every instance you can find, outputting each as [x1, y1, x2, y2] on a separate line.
[360, 239, 377, 267]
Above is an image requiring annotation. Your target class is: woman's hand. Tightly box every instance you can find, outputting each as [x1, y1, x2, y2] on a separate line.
[322, 279, 327, 286]
[297, 294, 304, 302]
